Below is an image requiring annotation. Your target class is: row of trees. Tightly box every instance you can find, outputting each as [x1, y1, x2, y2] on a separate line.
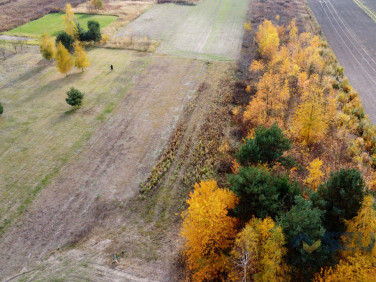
[179, 18, 376, 281]
[40, 4, 101, 75]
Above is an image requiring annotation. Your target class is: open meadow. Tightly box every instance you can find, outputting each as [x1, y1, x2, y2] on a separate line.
[117, 0, 249, 60]
[6, 13, 117, 37]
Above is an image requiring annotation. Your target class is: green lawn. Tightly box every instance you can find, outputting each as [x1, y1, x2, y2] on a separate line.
[6, 13, 117, 36]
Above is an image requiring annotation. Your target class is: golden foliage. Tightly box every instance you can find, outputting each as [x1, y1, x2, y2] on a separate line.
[39, 32, 56, 61]
[56, 42, 73, 76]
[305, 158, 324, 191]
[244, 22, 252, 31]
[63, 3, 78, 39]
[292, 76, 328, 144]
[73, 42, 90, 71]
[230, 217, 288, 281]
[180, 180, 238, 281]
[255, 19, 280, 59]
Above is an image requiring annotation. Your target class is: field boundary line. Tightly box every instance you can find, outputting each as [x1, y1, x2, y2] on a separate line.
[352, 0, 376, 23]
[319, 1, 376, 87]
[325, 0, 376, 73]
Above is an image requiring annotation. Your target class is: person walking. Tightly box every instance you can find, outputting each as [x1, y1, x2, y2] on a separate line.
[110, 64, 114, 71]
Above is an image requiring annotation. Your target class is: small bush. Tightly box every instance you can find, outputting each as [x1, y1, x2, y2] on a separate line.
[66, 87, 84, 107]
[0, 102, 3, 115]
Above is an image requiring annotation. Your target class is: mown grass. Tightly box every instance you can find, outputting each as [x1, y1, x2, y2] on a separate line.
[0, 47, 151, 236]
[6, 13, 117, 37]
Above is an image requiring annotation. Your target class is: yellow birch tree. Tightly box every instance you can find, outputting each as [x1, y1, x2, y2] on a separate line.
[56, 42, 73, 76]
[180, 180, 238, 281]
[39, 32, 56, 61]
[63, 3, 78, 39]
[73, 42, 90, 71]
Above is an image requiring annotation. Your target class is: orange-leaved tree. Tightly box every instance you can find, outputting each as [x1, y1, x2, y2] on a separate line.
[292, 75, 328, 145]
[230, 217, 288, 281]
[180, 180, 238, 281]
[56, 42, 73, 76]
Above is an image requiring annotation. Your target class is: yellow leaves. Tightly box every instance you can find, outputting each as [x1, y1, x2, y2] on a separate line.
[39, 32, 56, 61]
[250, 60, 265, 72]
[288, 18, 298, 42]
[245, 85, 252, 93]
[244, 22, 252, 31]
[56, 42, 73, 76]
[230, 217, 288, 282]
[292, 77, 329, 145]
[255, 19, 280, 59]
[63, 3, 78, 39]
[180, 180, 238, 281]
[305, 158, 324, 191]
[314, 253, 376, 281]
[73, 42, 90, 71]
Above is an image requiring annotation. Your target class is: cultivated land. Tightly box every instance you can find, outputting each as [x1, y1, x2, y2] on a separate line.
[0, 0, 247, 280]
[117, 0, 249, 60]
[6, 13, 117, 37]
[307, 0, 376, 123]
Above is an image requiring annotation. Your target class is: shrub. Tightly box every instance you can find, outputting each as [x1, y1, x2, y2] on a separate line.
[229, 166, 301, 221]
[235, 123, 292, 167]
[315, 168, 366, 231]
[56, 31, 74, 52]
[0, 102, 3, 115]
[66, 87, 84, 107]
[278, 196, 331, 278]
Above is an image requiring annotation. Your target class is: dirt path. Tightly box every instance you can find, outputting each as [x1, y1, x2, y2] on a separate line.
[307, 0, 376, 123]
[0, 55, 207, 280]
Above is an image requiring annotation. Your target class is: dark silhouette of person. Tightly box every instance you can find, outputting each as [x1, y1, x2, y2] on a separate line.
[110, 65, 113, 71]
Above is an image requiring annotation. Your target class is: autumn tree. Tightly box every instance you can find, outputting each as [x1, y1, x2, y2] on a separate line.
[305, 158, 324, 191]
[230, 217, 288, 281]
[73, 42, 90, 71]
[315, 195, 376, 280]
[91, 0, 104, 10]
[243, 72, 289, 125]
[180, 180, 238, 281]
[255, 19, 280, 59]
[316, 254, 376, 281]
[63, 3, 78, 39]
[56, 42, 73, 76]
[40, 32, 56, 61]
[344, 195, 376, 260]
[292, 75, 328, 145]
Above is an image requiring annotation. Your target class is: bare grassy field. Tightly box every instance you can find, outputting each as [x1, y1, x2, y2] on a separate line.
[0, 47, 151, 237]
[117, 0, 249, 60]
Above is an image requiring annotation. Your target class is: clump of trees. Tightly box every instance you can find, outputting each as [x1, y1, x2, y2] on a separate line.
[179, 18, 375, 281]
[39, 3, 102, 76]
[66, 87, 84, 107]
